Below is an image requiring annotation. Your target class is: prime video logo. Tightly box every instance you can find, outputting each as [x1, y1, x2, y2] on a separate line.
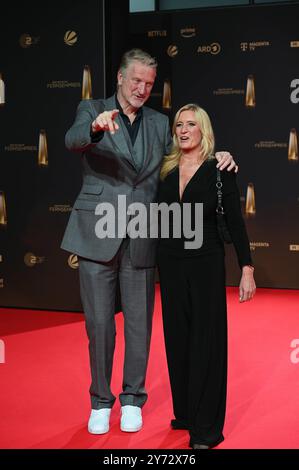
[93, 195, 203, 250]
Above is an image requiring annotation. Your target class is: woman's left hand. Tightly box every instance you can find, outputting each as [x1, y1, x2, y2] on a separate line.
[239, 266, 256, 302]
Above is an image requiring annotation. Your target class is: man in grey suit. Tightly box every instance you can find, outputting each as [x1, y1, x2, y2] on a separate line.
[61, 49, 236, 435]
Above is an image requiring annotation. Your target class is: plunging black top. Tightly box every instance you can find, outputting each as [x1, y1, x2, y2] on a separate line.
[157, 158, 252, 268]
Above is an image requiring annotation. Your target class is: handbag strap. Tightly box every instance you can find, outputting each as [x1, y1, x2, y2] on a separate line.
[216, 169, 225, 215]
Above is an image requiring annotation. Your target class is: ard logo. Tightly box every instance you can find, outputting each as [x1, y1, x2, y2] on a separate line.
[197, 43, 221, 55]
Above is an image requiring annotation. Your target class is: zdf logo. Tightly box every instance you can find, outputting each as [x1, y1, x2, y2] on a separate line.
[19, 33, 39, 48]
[290, 79, 299, 103]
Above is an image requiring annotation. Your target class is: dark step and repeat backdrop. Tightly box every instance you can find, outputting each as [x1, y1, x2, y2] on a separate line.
[0, 3, 298, 312]
[129, 3, 299, 289]
[0, 0, 105, 310]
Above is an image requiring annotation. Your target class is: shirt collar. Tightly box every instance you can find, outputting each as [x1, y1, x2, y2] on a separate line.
[115, 94, 143, 120]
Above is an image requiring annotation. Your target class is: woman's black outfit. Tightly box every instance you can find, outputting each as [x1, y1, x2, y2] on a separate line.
[157, 158, 252, 448]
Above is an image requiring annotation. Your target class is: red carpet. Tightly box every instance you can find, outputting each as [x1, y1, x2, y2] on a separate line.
[0, 286, 299, 449]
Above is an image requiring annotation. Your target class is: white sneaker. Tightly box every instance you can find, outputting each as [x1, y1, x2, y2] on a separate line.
[120, 405, 143, 432]
[88, 408, 111, 434]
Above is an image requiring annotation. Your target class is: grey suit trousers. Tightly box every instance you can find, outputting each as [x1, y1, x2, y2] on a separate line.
[78, 238, 156, 410]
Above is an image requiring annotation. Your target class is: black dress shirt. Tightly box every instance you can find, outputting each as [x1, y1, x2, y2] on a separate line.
[115, 95, 143, 145]
[90, 94, 143, 145]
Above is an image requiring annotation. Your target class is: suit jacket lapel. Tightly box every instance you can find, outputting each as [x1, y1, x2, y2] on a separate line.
[138, 107, 156, 175]
[103, 95, 133, 162]
[101, 97, 157, 175]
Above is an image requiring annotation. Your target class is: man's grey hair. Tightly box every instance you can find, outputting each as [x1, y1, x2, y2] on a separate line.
[119, 49, 158, 75]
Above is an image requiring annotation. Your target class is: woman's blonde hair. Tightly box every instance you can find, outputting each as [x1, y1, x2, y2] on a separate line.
[160, 103, 215, 180]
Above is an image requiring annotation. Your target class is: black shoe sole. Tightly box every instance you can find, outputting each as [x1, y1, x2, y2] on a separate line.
[189, 435, 224, 449]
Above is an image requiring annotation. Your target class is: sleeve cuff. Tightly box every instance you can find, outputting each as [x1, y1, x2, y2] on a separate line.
[90, 126, 104, 143]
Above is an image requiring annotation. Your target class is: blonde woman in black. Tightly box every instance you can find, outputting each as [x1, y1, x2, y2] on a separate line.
[157, 104, 256, 449]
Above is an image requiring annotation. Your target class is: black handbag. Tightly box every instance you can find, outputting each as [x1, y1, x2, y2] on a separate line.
[216, 169, 232, 244]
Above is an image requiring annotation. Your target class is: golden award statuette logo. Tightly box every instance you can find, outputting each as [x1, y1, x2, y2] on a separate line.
[68, 254, 79, 269]
[245, 75, 256, 108]
[0, 73, 5, 106]
[64, 30, 78, 46]
[0, 191, 7, 227]
[245, 183, 256, 217]
[288, 129, 298, 162]
[167, 45, 178, 58]
[162, 79, 171, 110]
[82, 65, 92, 100]
[38, 130, 48, 167]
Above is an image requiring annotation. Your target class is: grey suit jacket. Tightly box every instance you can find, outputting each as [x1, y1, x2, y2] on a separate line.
[61, 95, 172, 267]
